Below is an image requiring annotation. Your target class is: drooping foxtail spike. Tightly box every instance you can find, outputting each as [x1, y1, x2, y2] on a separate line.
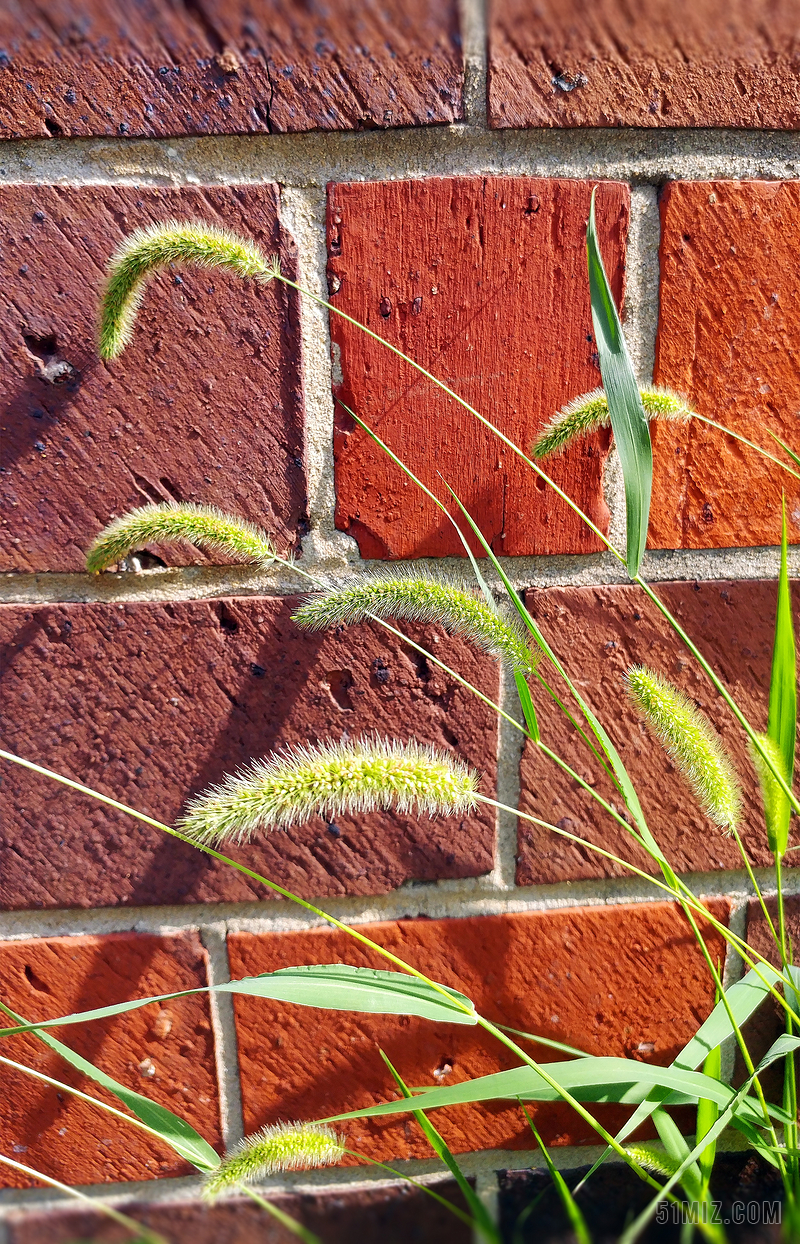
[748, 732, 792, 857]
[626, 665, 742, 830]
[99, 219, 278, 358]
[86, 502, 277, 573]
[532, 387, 694, 459]
[622, 1144, 682, 1180]
[179, 736, 480, 846]
[291, 570, 539, 676]
[203, 1121, 345, 1202]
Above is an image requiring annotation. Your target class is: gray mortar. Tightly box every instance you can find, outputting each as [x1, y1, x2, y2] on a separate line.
[2, 8, 798, 1223]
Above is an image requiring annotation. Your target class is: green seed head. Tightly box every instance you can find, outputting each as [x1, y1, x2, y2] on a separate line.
[748, 732, 792, 857]
[626, 665, 742, 830]
[623, 1144, 682, 1180]
[203, 1121, 345, 1202]
[85, 502, 276, 573]
[532, 387, 694, 459]
[292, 569, 539, 676]
[100, 219, 278, 359]
[179, 735, 481, 846]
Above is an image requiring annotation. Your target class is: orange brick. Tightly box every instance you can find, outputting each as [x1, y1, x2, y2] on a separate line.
[0, 933, 221, 1187]
[230, 901, 728, 1160]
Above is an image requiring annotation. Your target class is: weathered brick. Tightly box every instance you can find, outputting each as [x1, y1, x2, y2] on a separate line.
[0, 184, 305, 572]
[328, 177, 628, 559]
[0, 0, 462, 138]
[517, 580, 795, 887]
[0, 932, 220, 1188]
[230, 901, 728, 1160]
[652, 181, 800, 551]
[0, 596, 496, 909]
[489, 1, 800, 129]
[7, 1182, 472, 1244]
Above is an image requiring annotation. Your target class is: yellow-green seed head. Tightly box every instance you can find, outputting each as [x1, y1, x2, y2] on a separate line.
[623, 1144, 682, 1180]
[99, 219, 278, 359]
[179, 735, 480, 846]
[85, 502, 276, 573]
[748, 732, 792, 858]
[532, 387, 694, 459]
[292, 569, 539, 677]
[626, 665, 742, 830]
[203, 1121, 345, 1202]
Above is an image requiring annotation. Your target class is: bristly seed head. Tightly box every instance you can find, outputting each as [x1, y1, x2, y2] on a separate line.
[291, 569, 540, 677]
[85, 502, 277, 573]
[748, 732, 792, 858]
[202, 1121, 345, 1202]
[623, 1144, 682, 1180]
[626, 665, 742, 830]
[179, 735, 481, 846]
[99, 219, 278, 359]
[532, 387, 694, 459]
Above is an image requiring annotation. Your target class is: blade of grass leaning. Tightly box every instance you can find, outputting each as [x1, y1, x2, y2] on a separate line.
[652, 1107, 702, 1199]
[767, 429, 800, 472]
[586, 187, 652, 577]
[379, 1050, 501, 1244]
[519, 1102, 591, 1244]
[696, 1042, 721, 1193]
[767, 494, 797, 859]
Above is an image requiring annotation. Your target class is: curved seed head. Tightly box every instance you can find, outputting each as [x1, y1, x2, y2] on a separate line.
[626, 665, 742, 830]
[86, 502, 276, 573]
[203, 1121, 345, 1202]
[623, 1144, 681, 1180]
[179, 735, 481, 846]
[532, 387, 694, 459]
[100, 219, 278, 359]
[292, 569, 539, 676]
[748, 732, 792, 857]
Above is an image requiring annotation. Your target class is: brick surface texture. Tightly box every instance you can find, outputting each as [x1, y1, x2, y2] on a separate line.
[328, 177, 628, 559]
[0, 596, 497, 909]
[229, 901, 728, 1159]
[0, 932, 220, 1187]
[0, 0, 462, 138]
[7, 1183, 472, 1243]
[0, 184, 306, 572]
[652, 181, 800, 550]
[489, 0, 800, 129]
[517, 579, 796, 886]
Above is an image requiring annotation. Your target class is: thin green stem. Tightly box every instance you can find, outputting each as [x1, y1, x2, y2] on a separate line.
[730, 824, 778, 943]
[533, 670, 620, 789]
[535, 740, 649, 849]
[777, 854, 800, 1196]
[690, 413, 800, 483]
[342, 1150, 477, 1229]
[239, 1186, 324, 1244]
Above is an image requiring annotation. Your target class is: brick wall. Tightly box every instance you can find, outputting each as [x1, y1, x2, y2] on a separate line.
[1, 1, 799, 1238]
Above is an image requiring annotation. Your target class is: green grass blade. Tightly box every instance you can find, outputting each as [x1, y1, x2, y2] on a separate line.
[241, 1188, 324, 1244]
[519, 1103, 591, 1244]
[514, 670, 539, 741]
[767, 495, 797, 857]
[586, 188, 652, 577]
[379, 1050, 501, 1244]
[767, 429, 800, 472]
[696, 1043, 721, 1191]
[652, 1108, 702, 1199]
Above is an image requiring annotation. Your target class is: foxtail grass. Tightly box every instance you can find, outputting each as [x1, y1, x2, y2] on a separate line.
[86, 502, 277, 573]
[533, 387, 693, 459]
[203, 1122, 345, 1202]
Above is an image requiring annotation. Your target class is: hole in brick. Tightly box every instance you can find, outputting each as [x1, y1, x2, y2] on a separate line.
[44, 117, 64, 136]
[159, 477, 183, 502]
[404, 648, 430, 682]
[23, 331, 77, 385]
[325, 668, 355, 710]
[433, 1058, 454, 1082]
[215, 602, 239, 634]
[24, 964, 51, 994]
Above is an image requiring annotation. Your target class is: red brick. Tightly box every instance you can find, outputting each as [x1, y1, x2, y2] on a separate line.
[328, 177, 628, 559]
[0, 184, 305, 572]
[7, 1183, 472, 1244]
[0, 932, 220, 1188]
[0, 596, 496, 910]
[651, 181, 800, 551]
[733, 896, 800, 1094]
[517, 580, 797, 887]
[489, 1, 800, 129]
[0, 1, 462, 138]
[229, 901, 728, 1160]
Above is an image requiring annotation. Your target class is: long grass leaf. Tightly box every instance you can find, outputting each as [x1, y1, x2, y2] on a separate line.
[767, 495, 797, 857]
[586, 188, 652, 577]
[519, 1103, 592, 1244]
[696, 1043, 721, 1191]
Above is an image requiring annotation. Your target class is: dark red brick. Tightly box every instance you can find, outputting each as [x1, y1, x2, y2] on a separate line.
[6, 1182, 472, 1244]
[489, 1, 800, 129]
[0, 0, 462, 138]
[651, 181, 800, 551]
[0, 932, 220, 1187]
[230, 901, 728, 1160]
[0, 596, 496, 909]
[0, 184, 305, 572]
[517, 580, 797, 887]
[328, 177, 628, 559]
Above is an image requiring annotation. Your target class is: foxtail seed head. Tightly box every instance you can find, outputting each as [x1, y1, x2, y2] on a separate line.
[292, 570, 539, 677]
[626, 666, 742, 830]
[532, 387, 694, 459]
[203, 1121, 345, 1202]
[100, 219, 278, 358]
[179, 736, 480, 846]
[86, 502, 276, 573]
[623, 1144, 682, 1180]
[748, 733, 792, 857]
